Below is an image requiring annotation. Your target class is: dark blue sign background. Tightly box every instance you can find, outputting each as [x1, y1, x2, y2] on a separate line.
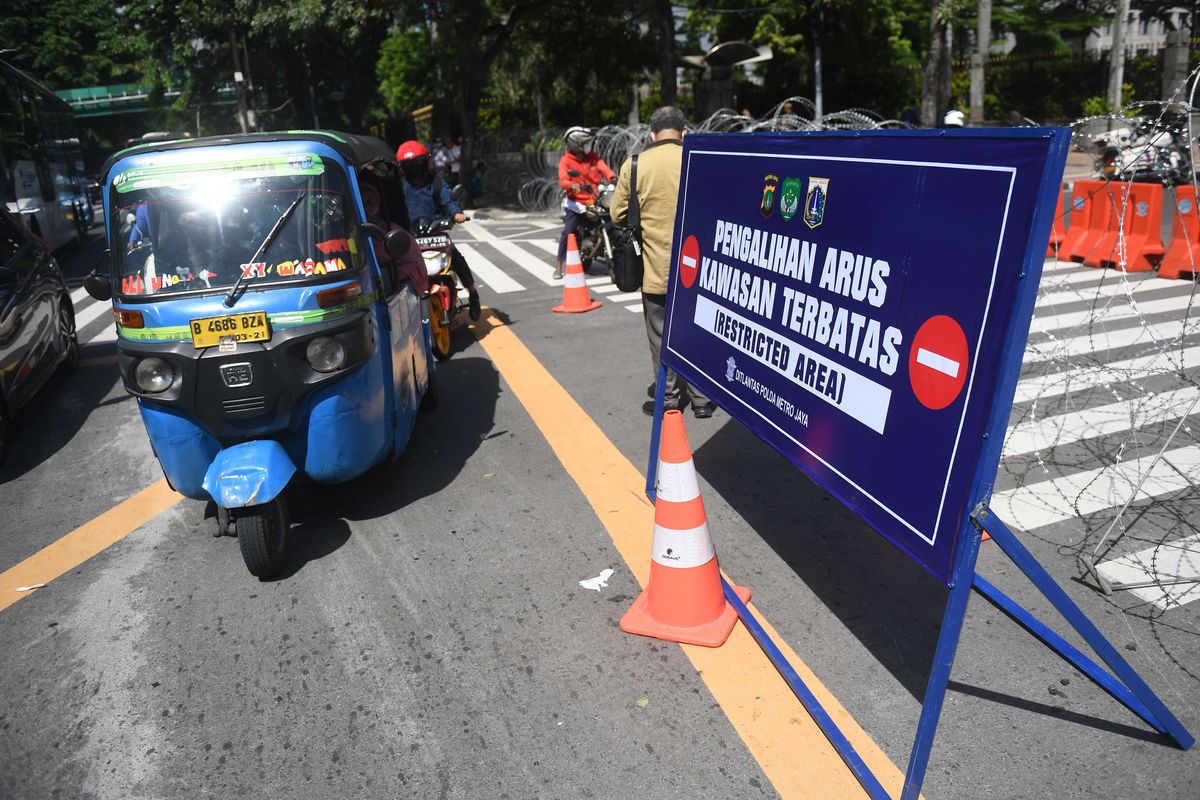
[661, 130, 1069, 584]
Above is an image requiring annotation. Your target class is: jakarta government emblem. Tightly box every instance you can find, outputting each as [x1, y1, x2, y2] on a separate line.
[760, 174, 779, 218]
[779, 177, 803, 222]
[804, 177, 830, 229]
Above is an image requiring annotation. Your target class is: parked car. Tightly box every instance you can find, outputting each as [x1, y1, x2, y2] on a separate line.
[0, 206, 80, 463]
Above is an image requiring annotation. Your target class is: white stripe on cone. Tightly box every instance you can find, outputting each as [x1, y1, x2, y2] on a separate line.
[565, 249, 582, 266]
[564, 271, 586, 288]
[655, 459, 701, 503]
[650, 522, 716, 569]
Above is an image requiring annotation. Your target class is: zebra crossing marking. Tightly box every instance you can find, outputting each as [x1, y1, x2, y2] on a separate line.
[1093, 533, 1200, 610]
[992, 443, 1200, 530]
[454, 243, 525, 293]
[1003, 386, 1200, 459]
[461, 221, 557, 285]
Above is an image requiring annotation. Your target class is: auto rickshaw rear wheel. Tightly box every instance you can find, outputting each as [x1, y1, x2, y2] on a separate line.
[235, 495, 289, 579]
[429, 294, 453, 361]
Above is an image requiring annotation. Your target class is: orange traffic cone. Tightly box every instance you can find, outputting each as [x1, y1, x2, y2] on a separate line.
[552, 233, 602, 313]
[620, 410, 750, 647]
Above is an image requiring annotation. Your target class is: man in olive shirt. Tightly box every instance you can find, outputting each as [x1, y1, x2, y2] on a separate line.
[611, 106, 715, 418]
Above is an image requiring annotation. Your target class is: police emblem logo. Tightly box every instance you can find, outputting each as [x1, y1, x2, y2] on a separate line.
[779, 177, 803, 222]
[760, 174, 779, 218]
[725, 356, 737, 382]
[803, 177, 830, 229]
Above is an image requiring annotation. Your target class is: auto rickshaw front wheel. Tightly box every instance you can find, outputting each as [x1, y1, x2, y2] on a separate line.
[235, 496, 290, 579]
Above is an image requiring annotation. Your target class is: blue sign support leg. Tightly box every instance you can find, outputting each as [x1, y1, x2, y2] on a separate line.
[644, 364, 669, 502]
[977, 507, 1194, 750]
[901, 522, 984, 800]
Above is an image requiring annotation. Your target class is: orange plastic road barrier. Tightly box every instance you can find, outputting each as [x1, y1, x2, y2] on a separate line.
[1088, 181, 1164, 271]
[1046, 187, 1066, 258]
[1063, 180, 1115, 263]
[552, 233, 602, 313]
[620, 410, 750, 647]
[1160, 186, 1200, 280]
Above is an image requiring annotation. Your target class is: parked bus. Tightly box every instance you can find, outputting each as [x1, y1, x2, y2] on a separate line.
[0, 59, 91, 251]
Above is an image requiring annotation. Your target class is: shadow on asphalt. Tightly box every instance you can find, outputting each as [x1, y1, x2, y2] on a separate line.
[0, 350, 125, 485]
[691, 418, 945, 700]
[946, 680, 1170, 744]
[301, 354, 500, 526]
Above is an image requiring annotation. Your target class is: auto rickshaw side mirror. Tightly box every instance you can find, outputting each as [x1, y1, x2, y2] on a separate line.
[84, 270, 112, 302]
[384, 229, 411, 260]
[84, 249, 113, 301]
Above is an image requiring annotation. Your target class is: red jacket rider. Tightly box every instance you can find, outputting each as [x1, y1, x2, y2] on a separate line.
[558, 149, 615, 205]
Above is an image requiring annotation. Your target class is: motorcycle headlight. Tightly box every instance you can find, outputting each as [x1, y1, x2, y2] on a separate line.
[134, 357, 176, 393]
[306, 336, 346, 373]
[423, 251, 448, 277]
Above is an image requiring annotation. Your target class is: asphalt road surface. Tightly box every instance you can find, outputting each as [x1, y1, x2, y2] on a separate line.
[1, 208, 1197, 799]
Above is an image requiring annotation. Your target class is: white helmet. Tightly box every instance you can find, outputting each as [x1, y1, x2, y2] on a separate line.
[942, 109, 965, 128]
[564, 126, 594, 154]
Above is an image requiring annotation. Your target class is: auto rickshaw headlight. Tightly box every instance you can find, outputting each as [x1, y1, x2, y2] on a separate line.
[306, 337, 346, 373]
[134, 357, 176, 393]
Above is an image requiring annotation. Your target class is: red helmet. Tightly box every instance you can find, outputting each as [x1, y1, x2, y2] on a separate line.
[396, 140, 429, 161]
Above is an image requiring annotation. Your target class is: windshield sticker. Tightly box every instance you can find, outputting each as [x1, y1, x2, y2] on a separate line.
[238, 256, 350, 279]
[122, 269, 218, 295]
[315, 238, 350, 255]
[112, 154, 326, 194]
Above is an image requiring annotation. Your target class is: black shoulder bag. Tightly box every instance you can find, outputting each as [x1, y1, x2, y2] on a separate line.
[609, 154, 644, 293]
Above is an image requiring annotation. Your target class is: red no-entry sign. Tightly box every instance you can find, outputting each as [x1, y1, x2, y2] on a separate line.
[679, 235, 700, 288]
[908, 315, 969, 410]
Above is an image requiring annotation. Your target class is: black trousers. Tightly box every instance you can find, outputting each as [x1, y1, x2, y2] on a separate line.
[450, 246, 475, 289]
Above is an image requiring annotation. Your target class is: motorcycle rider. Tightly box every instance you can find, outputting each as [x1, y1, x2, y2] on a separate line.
[555, 126, 616, 279]
[395, 139, 481, 320]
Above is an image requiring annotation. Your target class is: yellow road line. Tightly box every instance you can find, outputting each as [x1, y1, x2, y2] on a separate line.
[472, 311, 911, 799]
[0, 479, 181, 613]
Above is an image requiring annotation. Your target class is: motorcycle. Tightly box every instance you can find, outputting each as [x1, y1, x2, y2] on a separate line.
[1085, 104, 1195, 185]
[413, 213, 468, 361]
[86, 131, 436, 579]
[563, 169, 616, 271]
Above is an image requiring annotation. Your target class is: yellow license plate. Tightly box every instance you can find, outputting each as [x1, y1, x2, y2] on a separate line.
[189, 311, 271, 349]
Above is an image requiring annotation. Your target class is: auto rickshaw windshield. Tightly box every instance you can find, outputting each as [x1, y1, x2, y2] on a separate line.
[109, 153, 363, 297]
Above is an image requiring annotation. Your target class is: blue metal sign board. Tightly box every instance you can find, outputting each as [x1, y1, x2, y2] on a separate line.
[660, 129, 1065, 585]
[650, 129, 1192, 799]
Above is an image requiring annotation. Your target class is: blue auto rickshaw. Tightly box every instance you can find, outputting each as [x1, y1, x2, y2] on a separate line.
[86, 131, 435, 578]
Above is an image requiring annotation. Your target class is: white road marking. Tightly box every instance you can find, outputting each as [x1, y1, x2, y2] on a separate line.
[454, 243, 525, 293]
[991, 444, 1200, 530]
[592, 284, 619, 294]
[1014, 340, 1200, 404]
[69, 285, 90, 308]
[1094, 533, 1200, 609]
[1023, 316, 1200, 364]
[607, 291, 642, 303]
[460, 221, 557, 285]
[73, 297, 113, 331]
[915, 347, 960, 378]
[625, 304, 644, 314]
[1002, 386, 1200, 459]
[1030, 293, 1191, 334]
[525, 239, 559, 256]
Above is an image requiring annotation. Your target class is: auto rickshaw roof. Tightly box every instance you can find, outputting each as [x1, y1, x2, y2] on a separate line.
[101, 130, 395, 181]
